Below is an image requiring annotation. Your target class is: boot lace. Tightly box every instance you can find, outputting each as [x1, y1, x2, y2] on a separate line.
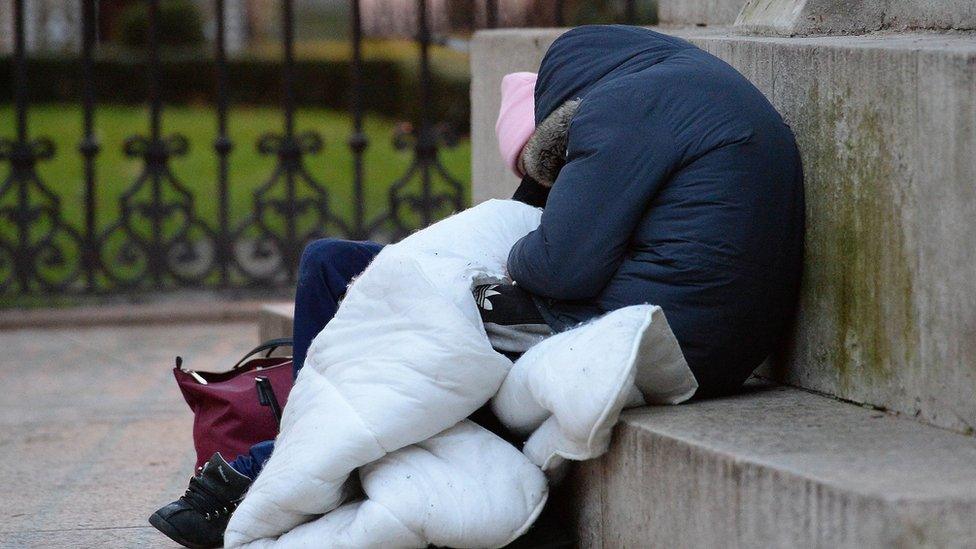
[180, 475, 238, 521]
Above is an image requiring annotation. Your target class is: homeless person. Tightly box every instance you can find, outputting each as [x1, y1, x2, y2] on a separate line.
[150, 25, 804, 549]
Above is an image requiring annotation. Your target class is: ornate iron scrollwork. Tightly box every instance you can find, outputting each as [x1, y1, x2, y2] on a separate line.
[0, 137, 85, 293]
[366, 0, 465, 241]
[377, 121, 464, 240]
[98, 134, 216, 289]
[230, 130, 348, 282]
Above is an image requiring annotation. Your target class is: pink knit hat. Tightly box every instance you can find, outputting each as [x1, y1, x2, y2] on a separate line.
[495, 72, 537, 177]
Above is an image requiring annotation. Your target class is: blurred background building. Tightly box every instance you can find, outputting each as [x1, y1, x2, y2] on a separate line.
[1, 1, 656, 54]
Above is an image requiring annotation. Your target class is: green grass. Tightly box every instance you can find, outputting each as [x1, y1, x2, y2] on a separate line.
[0, 103, 470, 240]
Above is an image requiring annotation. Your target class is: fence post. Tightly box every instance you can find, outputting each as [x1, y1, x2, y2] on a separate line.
[214, 0, 233, 286]
[486, 0, 498, 28]
[12, 0, 27, 145]
[281, 0, 299, 275]
[241, 0, 333, 281]
[625, 0, 637, 24]
[147, 0, 165, 285]
[416, 0, 434, 227]
[80, 0, 100, 292]
[2, 0, 79, 295]
[11, 0, 30, 291]
[349, 0, 368, 240]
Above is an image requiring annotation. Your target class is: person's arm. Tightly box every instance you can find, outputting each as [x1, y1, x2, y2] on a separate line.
[507, 89, 677, 300]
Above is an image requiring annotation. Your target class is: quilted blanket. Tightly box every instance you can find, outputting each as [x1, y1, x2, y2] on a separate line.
[224, 200, 697, 548]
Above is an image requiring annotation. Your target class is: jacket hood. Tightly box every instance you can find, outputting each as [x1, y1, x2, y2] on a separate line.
[533, 25, 692, 124]
[520, 98, 579, 187]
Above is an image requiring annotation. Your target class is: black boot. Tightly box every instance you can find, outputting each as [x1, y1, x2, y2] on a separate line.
[149, 453, 252, 549]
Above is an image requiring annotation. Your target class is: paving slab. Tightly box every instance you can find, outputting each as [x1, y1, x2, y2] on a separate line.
[0, 322, 257, 548]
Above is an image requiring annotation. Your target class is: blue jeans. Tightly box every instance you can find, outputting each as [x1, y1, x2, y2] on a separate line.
[229, 238, 383, 478]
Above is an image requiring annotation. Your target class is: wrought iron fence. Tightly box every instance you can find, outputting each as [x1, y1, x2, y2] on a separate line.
[1, 0, 639, 299]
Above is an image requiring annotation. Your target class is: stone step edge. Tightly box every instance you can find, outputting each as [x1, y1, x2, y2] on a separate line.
[562, 383, 976, 546]
[0, 299, 274, 330]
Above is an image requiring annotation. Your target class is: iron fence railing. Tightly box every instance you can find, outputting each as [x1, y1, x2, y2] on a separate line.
[1, 0, 639, 298]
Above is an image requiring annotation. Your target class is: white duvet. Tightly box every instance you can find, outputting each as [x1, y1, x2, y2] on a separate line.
[225, 200, 697, 548]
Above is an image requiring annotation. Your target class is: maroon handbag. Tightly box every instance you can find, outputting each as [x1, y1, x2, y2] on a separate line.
[174, 338, 295, 469]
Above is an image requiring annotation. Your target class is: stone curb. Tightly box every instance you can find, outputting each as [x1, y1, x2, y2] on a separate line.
[0, 300, 277, 330]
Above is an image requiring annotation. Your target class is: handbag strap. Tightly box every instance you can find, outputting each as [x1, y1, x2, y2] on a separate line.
[232, 338, 294, 370]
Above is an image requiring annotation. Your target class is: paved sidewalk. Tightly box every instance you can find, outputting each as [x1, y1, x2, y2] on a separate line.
[0, 322, 258, 548]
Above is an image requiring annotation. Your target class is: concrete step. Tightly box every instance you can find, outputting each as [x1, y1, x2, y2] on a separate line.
[258, 302, 293, 342]
[471, 28, 976, 436]
[561, 382, 976, 548]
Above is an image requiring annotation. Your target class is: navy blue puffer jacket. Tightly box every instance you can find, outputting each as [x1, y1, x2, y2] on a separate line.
[507, 26, 805, 396]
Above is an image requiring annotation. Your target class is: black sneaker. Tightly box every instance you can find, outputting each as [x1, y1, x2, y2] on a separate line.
[149, 453, 252, 549]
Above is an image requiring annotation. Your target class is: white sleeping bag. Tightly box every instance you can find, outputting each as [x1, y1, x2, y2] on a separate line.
[235, 420, 547, 549]
[225, 199, 697, 548]
[225, 200, 544, 547]
[492, 304, 696, 475]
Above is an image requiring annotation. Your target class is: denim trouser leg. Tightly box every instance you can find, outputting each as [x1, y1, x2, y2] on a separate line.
[291, 238, 385, 376]
[227, 440, 274, 479]
[228, 239, 382, 478]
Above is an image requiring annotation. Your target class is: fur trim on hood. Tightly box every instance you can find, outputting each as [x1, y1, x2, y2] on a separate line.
[521, 99, 580, 187]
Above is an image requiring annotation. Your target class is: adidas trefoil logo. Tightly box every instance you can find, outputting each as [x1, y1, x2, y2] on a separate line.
[476, 284, 502, 311]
